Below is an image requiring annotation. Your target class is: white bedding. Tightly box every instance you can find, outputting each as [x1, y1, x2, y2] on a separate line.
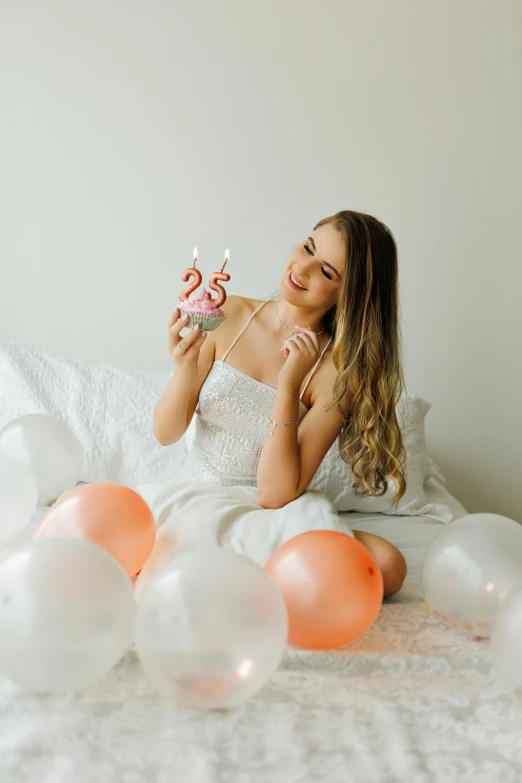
[342, 473, 470, 603]
[1, 476, 521, 782]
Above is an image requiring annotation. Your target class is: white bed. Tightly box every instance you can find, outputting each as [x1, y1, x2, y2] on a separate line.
[1, 339, 522, 782]
[1, 476, 521, 783]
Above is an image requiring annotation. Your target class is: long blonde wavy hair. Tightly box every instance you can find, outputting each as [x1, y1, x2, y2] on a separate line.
[290, 210, 407, 506]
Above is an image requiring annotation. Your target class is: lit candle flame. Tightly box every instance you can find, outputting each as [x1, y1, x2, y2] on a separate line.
[193, 246, 198, 264]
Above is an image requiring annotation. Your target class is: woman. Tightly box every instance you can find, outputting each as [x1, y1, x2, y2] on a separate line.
[152, 210, 408, 599]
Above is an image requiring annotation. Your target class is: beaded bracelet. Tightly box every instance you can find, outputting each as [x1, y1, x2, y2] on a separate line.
[267, 417, 299, 435]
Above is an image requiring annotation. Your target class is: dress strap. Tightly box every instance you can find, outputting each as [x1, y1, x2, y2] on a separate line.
[221, 300, 270, 362]
[299, 335, 333, 401]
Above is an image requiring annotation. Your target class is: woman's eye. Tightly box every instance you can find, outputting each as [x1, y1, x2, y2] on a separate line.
[304, 244, 332, 279]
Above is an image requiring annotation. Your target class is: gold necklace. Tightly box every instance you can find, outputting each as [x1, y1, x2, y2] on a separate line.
[275, 301, 325, 337]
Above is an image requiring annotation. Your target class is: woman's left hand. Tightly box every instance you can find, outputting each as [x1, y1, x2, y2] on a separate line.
[278, 326, 320, 391]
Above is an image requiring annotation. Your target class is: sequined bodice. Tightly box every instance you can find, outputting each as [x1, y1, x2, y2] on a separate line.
[179, 361, 308, 486]
[179, 300, 332, 487]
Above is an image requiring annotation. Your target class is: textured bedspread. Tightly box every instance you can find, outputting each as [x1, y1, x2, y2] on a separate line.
[1, 600, 521, 783]
[1, 478, 521, 782]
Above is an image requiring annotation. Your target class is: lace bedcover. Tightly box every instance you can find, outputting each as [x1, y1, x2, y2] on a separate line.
[1, 599, 521, 783]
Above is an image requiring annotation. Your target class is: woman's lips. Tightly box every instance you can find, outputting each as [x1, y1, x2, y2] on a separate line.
[287, 272, 307, 291]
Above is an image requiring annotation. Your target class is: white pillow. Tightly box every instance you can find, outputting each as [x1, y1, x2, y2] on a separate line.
[0, 338, 186, 488]
[186, 394, 454, 522]
[308, 395, 450, 519]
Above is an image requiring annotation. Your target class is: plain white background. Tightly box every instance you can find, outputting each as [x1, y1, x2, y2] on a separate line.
[0, 0, 520, 521]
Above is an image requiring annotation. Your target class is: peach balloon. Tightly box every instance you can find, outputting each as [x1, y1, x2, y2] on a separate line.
[33, 483, 156, 578]
[265, 530, 383, 649]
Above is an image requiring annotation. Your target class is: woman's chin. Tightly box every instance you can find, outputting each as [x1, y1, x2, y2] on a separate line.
[280, 279, 304, 301]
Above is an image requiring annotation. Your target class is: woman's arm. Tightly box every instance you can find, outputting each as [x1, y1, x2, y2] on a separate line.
[257, 369, 348, 509]
[153, 323, 216, 446]
[153, 296, 243, 446]
[154, 333, 215, 445]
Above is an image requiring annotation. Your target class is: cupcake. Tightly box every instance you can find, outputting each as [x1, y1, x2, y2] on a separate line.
[178, 287, 226, 331]
[179, 249, 231, 331]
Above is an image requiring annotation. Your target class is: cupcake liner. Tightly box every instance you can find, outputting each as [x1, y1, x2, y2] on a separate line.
[182, 312, 226, 331]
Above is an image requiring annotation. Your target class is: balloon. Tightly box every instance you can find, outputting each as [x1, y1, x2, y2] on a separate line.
[0, 455, 38, 543]
[490, 582, 522, 706]
[265, 530, 383, 650]
[0, 538, 135, 692]
[134, 525, 180, 599]
[135, 548, 288, 709]
[0, 414, 82, 506]
[33, 482, 156, 578]
[421, 513, 522, 639]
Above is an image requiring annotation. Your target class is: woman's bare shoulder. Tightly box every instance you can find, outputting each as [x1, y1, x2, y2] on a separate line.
[220, 295, 264, 319]
[310, 342, 351, 409]
[211, 296, 258, 346]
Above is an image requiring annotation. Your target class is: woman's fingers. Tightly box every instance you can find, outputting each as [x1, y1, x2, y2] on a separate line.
[177, 324, 207, 353]
[168, 309, 207, 365]
[282, 336, 302, 352]
[295, 332, 315, 354]
[169, 311, 190, 338]
[168, 307, 184, 327]
[293, 326, 320, 352]
[283, 333, 315, 356]
[281, 335, 308, 358]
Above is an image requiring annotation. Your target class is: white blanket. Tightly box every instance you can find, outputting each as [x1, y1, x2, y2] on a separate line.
[1, 598, 520, 783]
[2, 479, 522, 782]
[135, 480, 355, 595]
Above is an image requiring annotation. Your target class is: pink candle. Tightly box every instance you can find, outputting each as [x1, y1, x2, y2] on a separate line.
[179, 247, 203, 301]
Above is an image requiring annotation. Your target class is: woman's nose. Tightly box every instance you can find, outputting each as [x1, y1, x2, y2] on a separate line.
[295, 265, 313, 283]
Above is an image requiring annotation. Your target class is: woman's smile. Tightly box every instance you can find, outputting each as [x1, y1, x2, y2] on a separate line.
[288, 271, 307, 291]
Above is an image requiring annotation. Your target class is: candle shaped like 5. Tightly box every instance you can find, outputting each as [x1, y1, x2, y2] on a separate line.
[179, 247, 203, 301]
[208, 249, 230, 308]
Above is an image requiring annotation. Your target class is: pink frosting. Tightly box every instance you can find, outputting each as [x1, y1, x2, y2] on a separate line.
[179, 287, 224, 316]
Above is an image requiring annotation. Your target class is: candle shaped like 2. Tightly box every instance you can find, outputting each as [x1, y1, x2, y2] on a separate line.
[179, 247, 203, 301]
[208, 249, 231, 308]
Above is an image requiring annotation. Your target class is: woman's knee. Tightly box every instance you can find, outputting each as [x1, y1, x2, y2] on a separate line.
[380, 548, 408, 598]
[352, 530, 408, 599]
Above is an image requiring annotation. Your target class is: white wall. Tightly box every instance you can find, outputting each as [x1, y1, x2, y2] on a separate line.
[1, 0, 521, 521]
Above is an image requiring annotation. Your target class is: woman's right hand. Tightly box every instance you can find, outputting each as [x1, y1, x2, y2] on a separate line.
[167, 308, 207, 375]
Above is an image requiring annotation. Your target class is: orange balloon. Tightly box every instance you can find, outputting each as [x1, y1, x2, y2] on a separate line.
[33, 482, 156, 578]
[265, 530, 383, 649]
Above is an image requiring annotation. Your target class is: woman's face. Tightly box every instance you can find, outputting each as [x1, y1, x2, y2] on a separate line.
[279, 223, 346, 312]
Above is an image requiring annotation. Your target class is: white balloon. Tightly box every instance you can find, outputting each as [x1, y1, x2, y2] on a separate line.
[0, 538, 135, 692]
[0, 455, 38, 543]
[0, 414, 83, 505]
[421, 513, 522, 638]
[135, 548, 288, 709]
[490, 582, 522, 706]
[134, 525, 179, 600]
